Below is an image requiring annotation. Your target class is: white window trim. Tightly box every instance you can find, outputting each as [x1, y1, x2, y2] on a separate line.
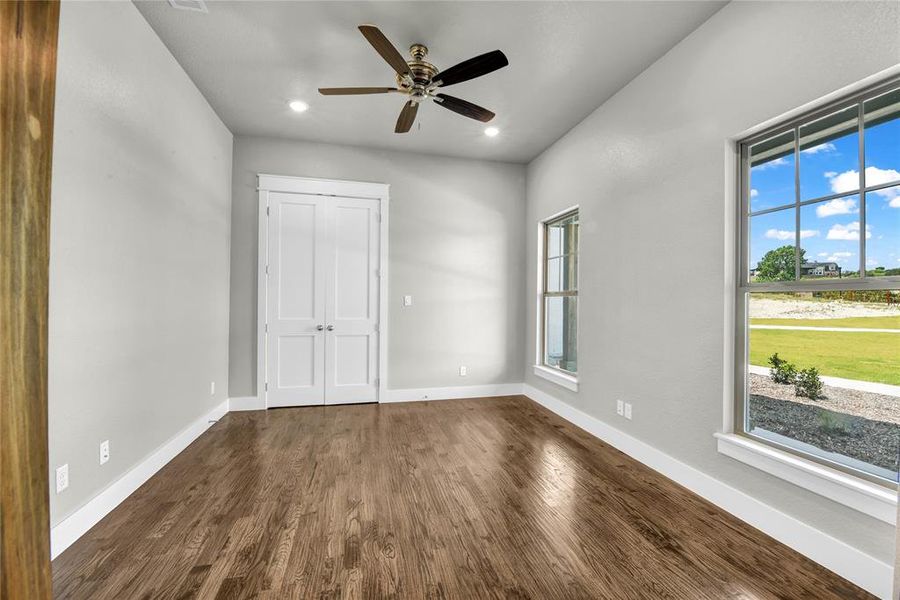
[535, 205, 580, 392]
[719, 70, 900, 524]
[715, 433, 896, 524]
[533, 364, 578, 392]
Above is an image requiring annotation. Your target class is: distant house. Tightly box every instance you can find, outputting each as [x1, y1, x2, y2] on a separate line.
[800, 261, 842, 277]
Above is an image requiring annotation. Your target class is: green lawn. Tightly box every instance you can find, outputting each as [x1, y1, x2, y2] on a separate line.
[749, 328, 900, 385]
[751, 316, 900, 329]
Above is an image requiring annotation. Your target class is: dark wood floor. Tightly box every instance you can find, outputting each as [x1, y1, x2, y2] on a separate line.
[52, 396, 872, 599]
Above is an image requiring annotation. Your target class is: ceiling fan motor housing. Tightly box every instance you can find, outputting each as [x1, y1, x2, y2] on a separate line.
[398, 43, 438, 98]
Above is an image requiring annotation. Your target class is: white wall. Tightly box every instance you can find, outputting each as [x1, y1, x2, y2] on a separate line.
[48, 1, 233, 525]
[229, 136, 526, 397]
[525, 0, 899, 565]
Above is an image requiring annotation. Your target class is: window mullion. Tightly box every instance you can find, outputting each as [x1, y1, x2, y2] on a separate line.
[858, 101, 866, 278]
[793, 126, 801, 281]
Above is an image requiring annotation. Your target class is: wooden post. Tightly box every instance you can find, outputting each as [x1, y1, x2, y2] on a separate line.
[1, 1, 60, 598]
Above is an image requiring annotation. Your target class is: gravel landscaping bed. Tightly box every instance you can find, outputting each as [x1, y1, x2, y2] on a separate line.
[749, 373, 900, 425]
[748, 394, 898, 473]
[749, 297, 900, 320]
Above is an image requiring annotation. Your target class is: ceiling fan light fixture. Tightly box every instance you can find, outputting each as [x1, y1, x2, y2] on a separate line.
[289, 100, 309, 113]
[319, 25, 508, 134]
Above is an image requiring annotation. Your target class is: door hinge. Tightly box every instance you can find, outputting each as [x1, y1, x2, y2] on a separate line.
[265, 323, 268, 333]
[376, 212, 381, 223]
[265, 382, 268, 391]
[265, 264, 269, 275]
[266, 206, 270, 216]
[375, 378, 380, 386]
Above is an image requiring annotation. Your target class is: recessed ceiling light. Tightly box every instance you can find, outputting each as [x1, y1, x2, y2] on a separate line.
[484, 127, 499, 137]
[289, 100, 309, 113]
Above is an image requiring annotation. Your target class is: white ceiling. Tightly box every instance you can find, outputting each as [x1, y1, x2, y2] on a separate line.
[135, 1, 725, 163]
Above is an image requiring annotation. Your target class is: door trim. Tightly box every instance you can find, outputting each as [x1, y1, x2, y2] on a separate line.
[256, 175, 389, 407]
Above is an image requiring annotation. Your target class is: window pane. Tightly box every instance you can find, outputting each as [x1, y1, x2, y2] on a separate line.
[749, 131, 795, 213]
[864, 88, 900, 188]
[799, 106, 859, 201]
[546, 212, 578, 258]
[865, 185, 900, 275]
[798, 196, 860, 279]
[747, 291, 900, 481]
[546, 255, 577, 292]
[544, 296, 577, 373]
[749, 207, 796, 282]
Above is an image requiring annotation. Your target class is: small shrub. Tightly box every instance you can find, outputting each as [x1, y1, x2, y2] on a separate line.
[795, 367, 824, 400]
[768, 353, 797, 385]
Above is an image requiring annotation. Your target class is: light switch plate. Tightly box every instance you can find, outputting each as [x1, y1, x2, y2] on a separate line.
[459, 366, 467, 376]
[616, 400, 624, 416]
[624, 403, 633, 420]
[403, 295, 413, 307]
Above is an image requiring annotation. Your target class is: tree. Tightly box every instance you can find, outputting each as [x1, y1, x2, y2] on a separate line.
[755, 245, 805, 282]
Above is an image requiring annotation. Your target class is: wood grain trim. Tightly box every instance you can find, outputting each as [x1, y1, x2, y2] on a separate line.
[1, 1, 60, 598]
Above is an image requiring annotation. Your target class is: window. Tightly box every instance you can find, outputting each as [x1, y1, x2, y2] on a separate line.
[735, 78, 899, 487]
[536, 209, 579, 389]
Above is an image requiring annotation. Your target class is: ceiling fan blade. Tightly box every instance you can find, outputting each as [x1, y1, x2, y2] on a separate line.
[358, 25, 412, 79]
[318, 87, 398, 95]
[433, 94, 495, 123]
[432, 50, 508, 88]
[395, 100, 419, 133]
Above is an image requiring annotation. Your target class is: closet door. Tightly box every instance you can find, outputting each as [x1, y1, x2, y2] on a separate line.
[324, 198, 380, 404]
[266, 192, 326, 407]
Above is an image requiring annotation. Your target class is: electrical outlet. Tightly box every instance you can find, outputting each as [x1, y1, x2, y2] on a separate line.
[403, 295, 413, 307]
[459, 366, 467, 376]
[210, 381, 215, 396]
[99, 440, 110, 465]
[616, 400, 624, 416]
[56, 464, 69, 493]
[624, 403, 633, 420]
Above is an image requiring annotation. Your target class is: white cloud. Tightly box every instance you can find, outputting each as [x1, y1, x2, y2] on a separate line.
[753, 156, 790, 171]
[890, 197, 900, 208]
[866, 259, 878, 267]
[826, 221, 871, 240]
[823, 251, 853, 263]
[750, 188, 759, 198]
[802, 142, 836, 155]
[815, 197, 857, 217]
[826, 167, 900, 199]
[765, 229, 818, 240]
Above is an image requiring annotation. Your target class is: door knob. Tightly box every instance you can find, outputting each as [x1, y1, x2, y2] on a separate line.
[326, 324, 334, 331]
[316, 324, 324, 331]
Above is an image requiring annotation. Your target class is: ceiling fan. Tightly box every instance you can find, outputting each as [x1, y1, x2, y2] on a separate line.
[319, 25, 508, 133]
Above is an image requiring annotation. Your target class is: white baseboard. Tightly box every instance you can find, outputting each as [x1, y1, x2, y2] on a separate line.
[521, 383, 893, 599]
[50, 399, 228, 560]
[228, 395, 265, 411]
[381, 383, 523, 403]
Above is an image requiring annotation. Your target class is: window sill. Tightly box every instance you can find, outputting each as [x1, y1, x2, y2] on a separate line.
[714, 433, 896, 524]
[533, 365, 578, 392]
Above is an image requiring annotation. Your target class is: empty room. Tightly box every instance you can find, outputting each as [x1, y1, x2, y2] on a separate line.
[3, 0, 900, 598]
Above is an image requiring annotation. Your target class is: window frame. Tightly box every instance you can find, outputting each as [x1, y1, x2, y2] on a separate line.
[734, 75, 900, 488]
[536, 207, 580, 389]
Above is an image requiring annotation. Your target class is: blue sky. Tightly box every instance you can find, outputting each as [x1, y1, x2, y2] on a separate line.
[749, 111, 899, 274]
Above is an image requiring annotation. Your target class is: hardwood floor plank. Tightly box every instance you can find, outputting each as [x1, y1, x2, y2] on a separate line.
[52, 396, 874, 599]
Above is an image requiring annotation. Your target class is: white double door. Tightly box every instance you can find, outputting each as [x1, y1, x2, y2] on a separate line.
[265, 191, 380, 407]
